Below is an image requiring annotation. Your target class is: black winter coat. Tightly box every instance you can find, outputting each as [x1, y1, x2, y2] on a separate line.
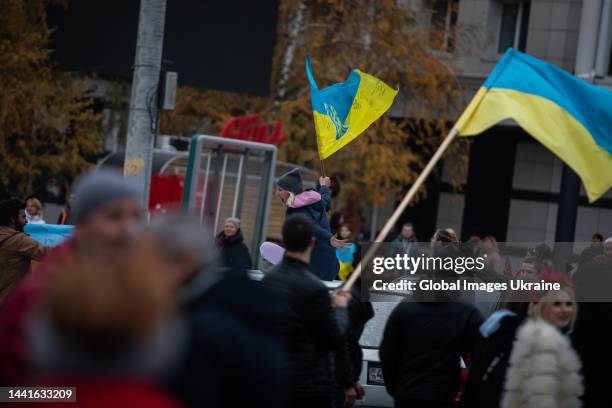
[572, 257, 612, 408]
[285, 186, 338, 280]
[216, 230, 252, 271]
[460, 314, 524, 408]
[262, 256, 347, 400]
[170, 269, 288, 408]
[334, 283, 375, 389]
[380, 301, 483, 404]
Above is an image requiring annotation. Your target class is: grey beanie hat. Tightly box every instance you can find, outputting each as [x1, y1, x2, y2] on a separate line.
[71, 170, 141, 224]
[277, 168, 303, 195]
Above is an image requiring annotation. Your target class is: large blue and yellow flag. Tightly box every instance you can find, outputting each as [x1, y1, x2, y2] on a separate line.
[455, 48, 612, 202]
[306, 57, 398, 159]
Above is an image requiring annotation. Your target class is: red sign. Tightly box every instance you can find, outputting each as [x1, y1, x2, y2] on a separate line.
[220, 114, 285, 144]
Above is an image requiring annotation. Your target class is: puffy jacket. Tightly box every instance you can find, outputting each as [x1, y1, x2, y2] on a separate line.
[285, 186, 338, 280]
[262, 256, 347, 399]
[380, 301, 483, 403]
[216, 229, 252, 271]
[502, 319, 583, 408]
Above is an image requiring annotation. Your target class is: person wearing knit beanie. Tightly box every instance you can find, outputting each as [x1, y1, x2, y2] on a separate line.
[71, 170, 141, 225]
[277, 168, 303, 195]
[70, 170, 144, 259]
[274, 167, 349, 280]
[216, 217, 252, 271]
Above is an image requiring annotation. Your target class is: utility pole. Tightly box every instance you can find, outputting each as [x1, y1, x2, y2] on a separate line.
[123, 0, 167, 208]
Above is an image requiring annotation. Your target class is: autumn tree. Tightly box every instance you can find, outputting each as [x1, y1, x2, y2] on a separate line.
[160, 0, 471, 227]
[270, 0, 471, 209]
[0, 0, 101, 199]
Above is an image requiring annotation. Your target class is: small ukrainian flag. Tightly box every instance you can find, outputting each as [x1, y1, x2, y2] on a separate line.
[306, 57, 398, 159]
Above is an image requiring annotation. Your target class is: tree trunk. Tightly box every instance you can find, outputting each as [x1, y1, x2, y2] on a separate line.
[274, 0, 306, 109]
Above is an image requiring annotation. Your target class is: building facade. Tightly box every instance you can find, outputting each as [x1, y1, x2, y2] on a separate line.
[375, 0, 612, 246]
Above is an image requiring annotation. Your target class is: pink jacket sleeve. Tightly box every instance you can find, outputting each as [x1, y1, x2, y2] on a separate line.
[290, 190, 322, 208]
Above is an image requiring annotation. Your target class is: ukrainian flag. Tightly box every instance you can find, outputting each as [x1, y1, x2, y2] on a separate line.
[306, 57, 398, 159]
[455, 48, 612, 202]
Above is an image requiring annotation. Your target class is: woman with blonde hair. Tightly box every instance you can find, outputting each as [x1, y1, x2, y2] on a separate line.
[25, 197, 45, 224]
[501, 282, 583, 408]
[528, 284, 577, 335]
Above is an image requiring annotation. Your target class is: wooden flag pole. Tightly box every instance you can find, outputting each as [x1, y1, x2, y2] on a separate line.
[343, 127, 460, 291]
[319, 158, 326, 177]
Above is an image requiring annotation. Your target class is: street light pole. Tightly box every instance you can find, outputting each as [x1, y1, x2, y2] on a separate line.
[123, 0, 167, 208]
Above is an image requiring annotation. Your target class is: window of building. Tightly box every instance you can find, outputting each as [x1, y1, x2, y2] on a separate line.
[498, 1, 530, 53]
[429, 0, 459, 52]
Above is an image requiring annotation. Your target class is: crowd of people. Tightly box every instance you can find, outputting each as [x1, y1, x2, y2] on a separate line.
[0, 167, 610, 408]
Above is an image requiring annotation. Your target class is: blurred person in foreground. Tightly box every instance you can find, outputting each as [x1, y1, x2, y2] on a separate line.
[263, 215, 351, 408]
[501, 280, 582, 408]
[215, 216, 252, 271]
[149, 214, 288, 408]
[0, 170, 143, 385]
[380, 263, 483, 408]
[0, 199, 44, 304]
[25, 234, 182, 407]
[572, 256, 612, 407]
[275, 168, 349, 280]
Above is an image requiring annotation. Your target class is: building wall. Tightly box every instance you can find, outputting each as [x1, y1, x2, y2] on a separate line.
[402, 0, 612, 246]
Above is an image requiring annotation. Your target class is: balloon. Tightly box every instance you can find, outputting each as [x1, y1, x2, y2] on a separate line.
[260, 242, 285, 266]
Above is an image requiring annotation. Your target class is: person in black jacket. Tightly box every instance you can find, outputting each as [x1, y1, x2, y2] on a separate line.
[149, 214, 288, 408]
[459, 287, 530, 408]
[275, 168, 348, 280]
[263, 214, 351, 408]
[572, 256, 612, 408]
[380, 273, 483, 408]
[216, 217, 252, 271]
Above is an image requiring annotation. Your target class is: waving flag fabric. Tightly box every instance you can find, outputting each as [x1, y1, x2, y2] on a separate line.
[306, 57, 398, 159]
[455, 48, 612, 202]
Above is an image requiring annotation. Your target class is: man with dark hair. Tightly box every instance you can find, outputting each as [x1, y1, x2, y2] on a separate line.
[578, 233, 604, 267]
[263, 215, 351, 408]
[392, 222, 418, 258]
[0, 199, 44, 303]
